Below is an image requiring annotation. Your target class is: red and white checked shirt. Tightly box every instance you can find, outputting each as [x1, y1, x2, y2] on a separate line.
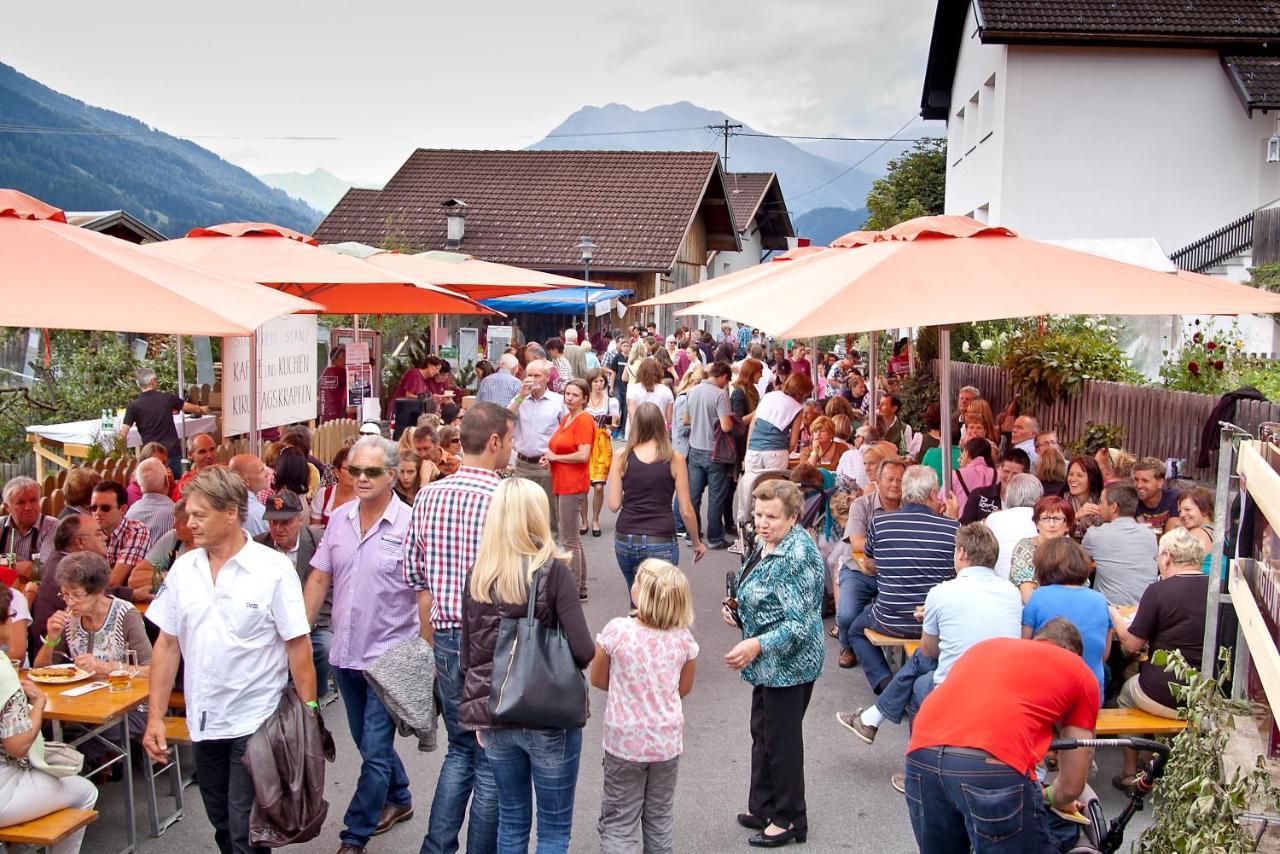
[106, 518, 152, 568]
[404, 466, 501, 630]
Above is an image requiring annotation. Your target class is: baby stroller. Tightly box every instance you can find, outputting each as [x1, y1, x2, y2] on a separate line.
[1050, 736, 1169, 854]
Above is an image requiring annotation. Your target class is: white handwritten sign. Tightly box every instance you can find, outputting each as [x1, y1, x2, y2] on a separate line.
[222, 315, 317, 436]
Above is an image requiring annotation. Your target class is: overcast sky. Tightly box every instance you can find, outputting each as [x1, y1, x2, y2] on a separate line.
[1, 0, 939, 185]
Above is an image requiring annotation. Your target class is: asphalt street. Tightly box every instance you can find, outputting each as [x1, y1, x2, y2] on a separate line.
[91, 505, 1152, 853]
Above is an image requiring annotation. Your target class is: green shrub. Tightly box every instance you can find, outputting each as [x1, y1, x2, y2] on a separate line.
[1000, 318, 1142, 406]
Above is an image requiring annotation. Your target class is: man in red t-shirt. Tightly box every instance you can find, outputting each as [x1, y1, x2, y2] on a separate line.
[904, 619, 1099, 853]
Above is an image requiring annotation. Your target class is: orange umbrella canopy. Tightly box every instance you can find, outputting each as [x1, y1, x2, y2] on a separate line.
[0, 191, 321, 335]
[678, 215, 1280, 337]
[353, 248, 581, 300]
[635, 243, 832, 308]
[144, 224, 494, 315]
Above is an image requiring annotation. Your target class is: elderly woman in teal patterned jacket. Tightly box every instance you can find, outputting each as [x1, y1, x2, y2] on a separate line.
[722, 478, 826, 849]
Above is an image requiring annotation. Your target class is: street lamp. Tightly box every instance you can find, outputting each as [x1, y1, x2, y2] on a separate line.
[578, 236, 596, 333]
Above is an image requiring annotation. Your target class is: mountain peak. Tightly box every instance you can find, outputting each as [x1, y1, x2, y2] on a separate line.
[531, 102, 873, 216]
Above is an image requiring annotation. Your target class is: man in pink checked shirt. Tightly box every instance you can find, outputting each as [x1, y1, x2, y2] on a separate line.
[405, 402, 515, 854]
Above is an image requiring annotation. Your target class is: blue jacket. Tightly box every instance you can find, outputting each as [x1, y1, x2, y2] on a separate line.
[736, 525, 826, 687]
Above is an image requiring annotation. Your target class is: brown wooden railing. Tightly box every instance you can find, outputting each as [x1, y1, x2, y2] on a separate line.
[947, 362, 1280, 481]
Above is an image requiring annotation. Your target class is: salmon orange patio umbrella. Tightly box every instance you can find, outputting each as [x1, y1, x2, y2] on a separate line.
[634, 243, 831, 308]
[0, 191, 322, 336]
[675, 214, 1280, 493]
[143, 224, 495, 316]
[323, 243, 582, 300]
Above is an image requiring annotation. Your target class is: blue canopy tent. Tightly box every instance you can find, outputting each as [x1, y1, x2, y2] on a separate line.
[480, 286, 632, 315]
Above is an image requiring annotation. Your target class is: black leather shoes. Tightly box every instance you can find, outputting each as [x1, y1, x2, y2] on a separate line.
[748, 825, 807, 847]
[737, 812, 768, 830]
[372, 803, 413, 835]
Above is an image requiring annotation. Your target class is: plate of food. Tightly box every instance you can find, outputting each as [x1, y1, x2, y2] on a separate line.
[27, 664, 92, 685]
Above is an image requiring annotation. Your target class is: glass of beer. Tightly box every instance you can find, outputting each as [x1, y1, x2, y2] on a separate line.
[108, 650, 138, 693]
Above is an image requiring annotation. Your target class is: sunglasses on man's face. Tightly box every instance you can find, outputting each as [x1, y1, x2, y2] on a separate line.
[90, 503, 118, 512]
[347, 466, 389, 479]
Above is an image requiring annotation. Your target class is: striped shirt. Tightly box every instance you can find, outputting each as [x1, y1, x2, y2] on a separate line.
[125, 492, 175, 546]
[312, 495, 419, 670]
[865, 503, 958, 636]
[403, 466, 501, 630]
[106, 518, 152, 569]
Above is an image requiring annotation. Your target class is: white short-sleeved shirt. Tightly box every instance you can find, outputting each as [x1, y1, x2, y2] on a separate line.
[922, 566, 1023, 683]
[145, 538, 311, 742]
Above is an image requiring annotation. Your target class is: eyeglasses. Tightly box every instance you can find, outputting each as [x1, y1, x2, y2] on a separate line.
[60, 589, 89, 604]
[1039, 515, 1068, 524]
[89, 503, 117, 512]
[347, 466, 389, 479]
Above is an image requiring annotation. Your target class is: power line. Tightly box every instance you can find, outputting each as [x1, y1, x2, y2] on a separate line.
[740, 132, 919, 143]
[785, 115, 923, 202]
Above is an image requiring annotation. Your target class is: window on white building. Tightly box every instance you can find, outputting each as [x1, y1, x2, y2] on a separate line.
[965, 92, 979, 154]
[980, 74, 996, 142]
[975, 204, 989, 224]
[953, 106, 966, 164]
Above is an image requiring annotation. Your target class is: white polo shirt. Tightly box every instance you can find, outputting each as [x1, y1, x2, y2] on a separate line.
[145, 538, 310, 742]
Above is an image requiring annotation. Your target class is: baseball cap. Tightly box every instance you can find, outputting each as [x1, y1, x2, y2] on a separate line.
[262, 489, 304, 520]
[359, 422, 381, 436]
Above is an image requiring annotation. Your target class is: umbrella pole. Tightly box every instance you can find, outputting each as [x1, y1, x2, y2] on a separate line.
[938, 326, 952, 499]
[176, 334, 186, 459]
[248, 328, 260, 457]
[809, 337, 818, 391]
[868, 333, 878, 420]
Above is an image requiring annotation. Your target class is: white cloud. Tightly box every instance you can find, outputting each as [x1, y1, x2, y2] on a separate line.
[0, 0, 939, 182]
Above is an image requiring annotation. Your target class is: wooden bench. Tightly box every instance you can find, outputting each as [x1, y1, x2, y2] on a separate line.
[864, 628, 922, 657]
[163, 716, 191, 744]
[0, 808, 98, 851]
[167, 691, 185, 712]
[1095, 708, 1188, 736]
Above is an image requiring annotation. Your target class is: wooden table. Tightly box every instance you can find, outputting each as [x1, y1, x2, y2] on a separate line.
[28, 673, 150, 854]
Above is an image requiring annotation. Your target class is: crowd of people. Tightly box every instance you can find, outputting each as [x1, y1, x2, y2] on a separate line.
[0, 320, 1225, 854]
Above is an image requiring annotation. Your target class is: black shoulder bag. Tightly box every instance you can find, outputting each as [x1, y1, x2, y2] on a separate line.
[487, 565, 588, 729]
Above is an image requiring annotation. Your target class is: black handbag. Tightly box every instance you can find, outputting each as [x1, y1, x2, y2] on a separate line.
[487, 564, 588, 729]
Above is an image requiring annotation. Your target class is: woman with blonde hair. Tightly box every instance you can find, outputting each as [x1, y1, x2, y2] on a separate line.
[1096, 447, 1135, 484]
[1036, 445, 1069, 497]
[963, 398, 998, 447]
[460, 478, 595, 853]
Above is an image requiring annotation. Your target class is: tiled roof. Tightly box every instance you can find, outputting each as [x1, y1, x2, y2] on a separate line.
[725, 173, 774, 229]
[1223, 54, 1280, 111]
[724, 172, 795, 250]
[976, 0, 1280, 40]
[312, 149, 739, 272]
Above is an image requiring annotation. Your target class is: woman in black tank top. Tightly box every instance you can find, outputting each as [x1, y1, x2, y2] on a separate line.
[605, 402, 706, 594]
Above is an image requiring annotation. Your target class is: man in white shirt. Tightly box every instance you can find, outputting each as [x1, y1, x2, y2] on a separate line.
[508, 359, 566, 531]
[143, 466, 316, 854]
[985, 474, 1043, 581]
[1011, 415, 1041, 468]
[837, 523, 1021, 748]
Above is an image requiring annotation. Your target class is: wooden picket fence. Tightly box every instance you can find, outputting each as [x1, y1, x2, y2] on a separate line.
[946, 362, 1280, 481]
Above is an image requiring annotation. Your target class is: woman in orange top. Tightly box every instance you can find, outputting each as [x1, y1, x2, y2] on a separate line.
[546, 378, 596, 601]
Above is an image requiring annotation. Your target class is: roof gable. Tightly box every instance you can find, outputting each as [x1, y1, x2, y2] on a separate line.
[725, 172, 795, 250]
[921, 0, 1280, 120]
[313, 149, 740, 271]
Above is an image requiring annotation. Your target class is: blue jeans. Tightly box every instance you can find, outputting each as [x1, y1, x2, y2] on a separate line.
[672, 495, 685, 535]
[614, 387, 628, 436]
[614, 534, 680, 593]
[484, 727, 583, 854]
[835, 569, 877, 651]
[421, 629, 499, 854]
[904, 747, 1051, 853]
[686, 447, 731, 545]
[311, 628, 333, 698]
[875, 649, 937, 725]
[847, 606, 919, 693]
[333, 667, 413, 846]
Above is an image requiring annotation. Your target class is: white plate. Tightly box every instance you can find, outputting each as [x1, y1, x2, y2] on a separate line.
[27, 666, 93, 685]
